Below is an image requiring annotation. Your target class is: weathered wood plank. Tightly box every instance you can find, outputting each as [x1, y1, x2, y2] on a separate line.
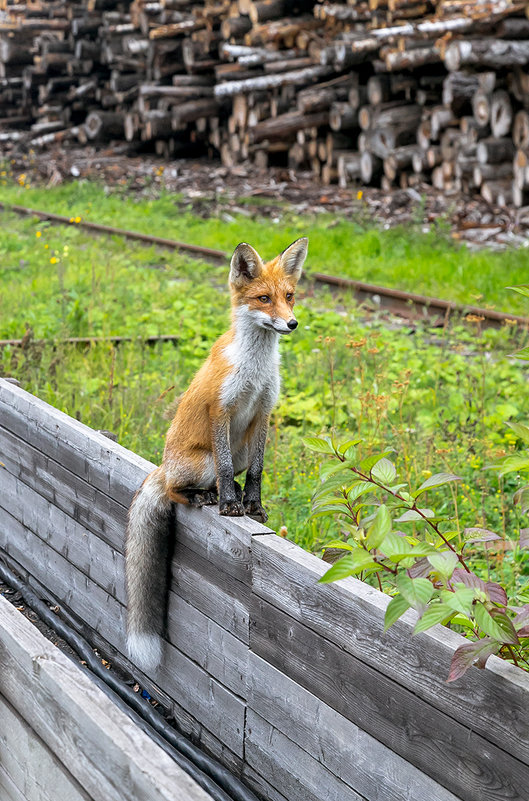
[0, 378, 151, 507]
[0, 596, 215, 801]
[252, 535, 529, 765]
[0, 507, 247, 752]
[0, 493, 249, 693]
[1, 467, 126, 602]
[245, 710, 366, 801]
[158, 639, 246, 758]
[0, 424, 127, 551]
[0, 694, 92, 801]
[0, 505, 127, 651]
[171, 542, 250, 643]
[250, 594, 528, 801]
[240, 766, 289, 801]
[0, 764, 26, 801]
[1, 548, 244, 780]
[247, 653, 461, 801]
[167, 592, 247, 698]
[175, 502, 269, 586]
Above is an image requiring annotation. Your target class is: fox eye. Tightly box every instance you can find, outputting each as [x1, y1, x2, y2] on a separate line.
[258, 295, 271, 303]
[286, 293, 294, 302]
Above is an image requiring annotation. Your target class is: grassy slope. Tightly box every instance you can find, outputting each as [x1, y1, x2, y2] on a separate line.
[2, 180, 529, 314]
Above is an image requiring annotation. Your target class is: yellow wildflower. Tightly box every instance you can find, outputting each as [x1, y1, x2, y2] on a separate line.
[50, 257, 59, 264]
[357, 190, 363, 200]
[36, 231, 41, 238]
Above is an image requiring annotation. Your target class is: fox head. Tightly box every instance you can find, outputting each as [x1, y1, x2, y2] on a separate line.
[229, 237, 308, 335]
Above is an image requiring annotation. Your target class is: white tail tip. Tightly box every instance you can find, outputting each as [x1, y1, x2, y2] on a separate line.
[127, 633, 163, 673]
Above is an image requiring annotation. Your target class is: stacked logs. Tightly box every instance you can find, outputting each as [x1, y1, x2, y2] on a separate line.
[3, 0, 529, 207]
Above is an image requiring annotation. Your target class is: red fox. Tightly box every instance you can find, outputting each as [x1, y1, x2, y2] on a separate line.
[125, 237, 308, 670]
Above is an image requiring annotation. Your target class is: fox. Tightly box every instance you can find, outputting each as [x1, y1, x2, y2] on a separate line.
[125, 236, 308, 671]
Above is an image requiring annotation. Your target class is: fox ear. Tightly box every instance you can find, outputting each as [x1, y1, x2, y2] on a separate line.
[279, 237, 308, 282]
[229, 243, 263, 286]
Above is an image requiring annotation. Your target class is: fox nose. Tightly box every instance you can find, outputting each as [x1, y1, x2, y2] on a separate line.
[287, 319, 298, 330]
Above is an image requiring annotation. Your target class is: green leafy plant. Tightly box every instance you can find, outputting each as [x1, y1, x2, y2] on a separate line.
[305, 434, 529, 680]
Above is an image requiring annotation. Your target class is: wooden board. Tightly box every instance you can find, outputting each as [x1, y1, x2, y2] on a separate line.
[0, 693, 91, 801]
[0, 765, 27, 801]
[0, 595, 215, 801]
[250, 594, 529, 801]
[247, 652, 462, 801]
[252, 534, 529, 765]
[245, 710, 367, 801]
[0, 378, 151, 508]
[0, 507, 247, 755]
[1, 467, 126, 602]
[0, 424, 127, 552]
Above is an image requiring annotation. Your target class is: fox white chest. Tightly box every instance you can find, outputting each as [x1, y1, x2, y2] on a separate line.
[220, 325, 281, 449]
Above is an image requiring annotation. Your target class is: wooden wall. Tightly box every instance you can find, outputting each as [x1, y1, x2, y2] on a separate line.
[1, 377, 528, 801]
[0, 593, 214, 801]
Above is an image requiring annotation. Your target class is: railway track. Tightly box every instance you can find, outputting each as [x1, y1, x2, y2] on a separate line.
[1, 202, 527, 345]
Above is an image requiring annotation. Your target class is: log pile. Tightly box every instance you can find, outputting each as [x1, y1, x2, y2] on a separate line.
[3, 0, 529, 207]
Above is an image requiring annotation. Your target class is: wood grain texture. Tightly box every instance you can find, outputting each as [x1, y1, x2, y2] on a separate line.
[0, 504, 127, 651]
[171, 542, 250, 643]
[1, 467, 126, 602]
[245, 710, 367, 801]
[0, 694, 92, 801]
[247, 653, 462, 801]
[0, 765, 27, 801]
[250, 595, 529, 801]
[0, 548, 245, 781]
[0, 378, 152, 507]
[0, 508, 247, 754]
[0, 424, 127, 551]
[240, 766, 289, 801]
[0, 596, 215, 801]
[252, 534, 529, 765]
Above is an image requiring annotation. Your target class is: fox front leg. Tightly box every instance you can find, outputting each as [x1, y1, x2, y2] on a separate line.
[243, 413, 269, 523]
[212, 417, 245, 517]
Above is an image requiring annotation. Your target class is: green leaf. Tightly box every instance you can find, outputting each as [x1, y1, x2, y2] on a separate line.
[366, 504, 392, 550]
[414, 472, 461, 497]
[309, 502, 352, 519]
[337, 438, 363, 455]
[318, 550, 377, 584]
[321, 540, 355, 552]
[497, 454, 529, 477]
[359, 450, 394, 475]
[413, 602, 454, 634]
[427, 551, 459, 581]
[512, 346, 529, 361]
[505, 421, 529, 445]
[371, 457, 397, 486]
[396, 574, 434, 612]
[473, 603, 519, 644]
[384, 594, 410, 631]
[441, 587, 476, 617]
[394, 508, 435, 523]
[346, 481, 374, 504]
[381, 532, 436, 562]
[508, 284, 529, 297]
[303, 436, 335, 454]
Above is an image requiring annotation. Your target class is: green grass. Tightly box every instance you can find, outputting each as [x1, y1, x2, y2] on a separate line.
[2, 179, 529, 314]
[1, 180, 529, 608]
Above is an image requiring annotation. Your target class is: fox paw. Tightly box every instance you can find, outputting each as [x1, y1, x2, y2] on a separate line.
[244, 500, 268, 523]
[219, 500, 245, 517]
[202, 489, 218, 505]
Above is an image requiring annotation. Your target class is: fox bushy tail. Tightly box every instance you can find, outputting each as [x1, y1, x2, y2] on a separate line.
[125, 466, 172, 672]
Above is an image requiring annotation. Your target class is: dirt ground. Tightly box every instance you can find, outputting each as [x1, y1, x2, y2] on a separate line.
[8, 145, 529, 250]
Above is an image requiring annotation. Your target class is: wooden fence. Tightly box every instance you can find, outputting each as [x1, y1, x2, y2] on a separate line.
[0, 376, 528, 801]
[0, 593, 213, 801]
